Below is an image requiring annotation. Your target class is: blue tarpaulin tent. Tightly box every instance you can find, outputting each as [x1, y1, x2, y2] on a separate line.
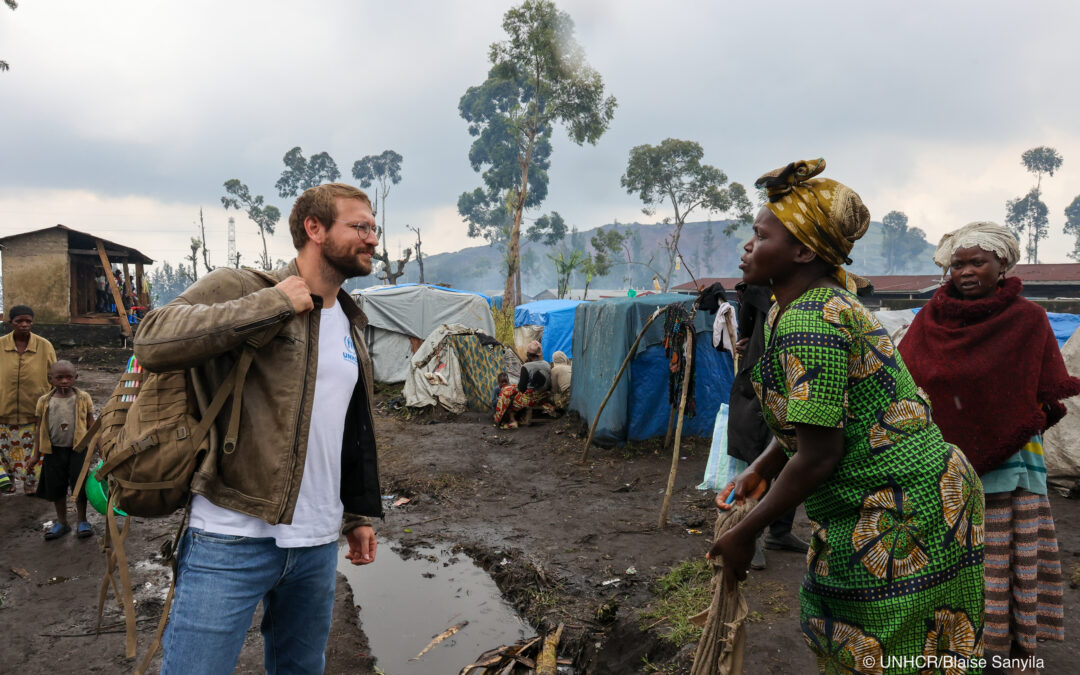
[514, 299, 585, 361]
[570, 293, 734, 444]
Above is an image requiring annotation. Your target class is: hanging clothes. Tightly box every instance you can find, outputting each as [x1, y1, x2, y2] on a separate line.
[663, 304, 697, 418]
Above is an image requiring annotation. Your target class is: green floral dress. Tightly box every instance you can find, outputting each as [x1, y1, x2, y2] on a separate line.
[753, 287, 985, 674]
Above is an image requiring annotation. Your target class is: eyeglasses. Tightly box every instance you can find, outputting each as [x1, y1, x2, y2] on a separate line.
[335, 220, 378, 240]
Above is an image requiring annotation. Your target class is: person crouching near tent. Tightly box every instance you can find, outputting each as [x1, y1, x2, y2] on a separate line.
[898, 221, 1076, 672]
[493, 341, 557, 428]
[708, 159, 985, 673]
[550, 351, 572, 410]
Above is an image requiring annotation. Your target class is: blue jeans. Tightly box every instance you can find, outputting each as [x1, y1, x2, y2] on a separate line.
[161, 528, 338, 675]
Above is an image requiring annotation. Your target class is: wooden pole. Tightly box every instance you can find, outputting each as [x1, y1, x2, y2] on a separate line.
[96, 240, 131, 337]
[662, 408, 676, 451]
[659, 311, 696, 527]
[580, 306, 665, 463]
[135, 262, 148, 307]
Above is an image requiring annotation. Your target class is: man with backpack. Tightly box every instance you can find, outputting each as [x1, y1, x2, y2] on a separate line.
[134, 182, 383, 674]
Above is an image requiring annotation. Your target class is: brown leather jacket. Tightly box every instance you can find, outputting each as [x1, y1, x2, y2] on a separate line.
[134, 261, 382, 533]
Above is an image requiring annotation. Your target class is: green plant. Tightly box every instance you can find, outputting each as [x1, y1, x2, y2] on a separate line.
[638, 558, 713, 646]
[641, 656, 682, 674]
[492, 306, 515, 345]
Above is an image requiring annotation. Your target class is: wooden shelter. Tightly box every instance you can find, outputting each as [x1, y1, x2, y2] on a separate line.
[0, 225, 154, 336]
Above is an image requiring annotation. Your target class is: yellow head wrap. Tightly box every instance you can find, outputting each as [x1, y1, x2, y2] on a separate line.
[754, 159, 871, 293]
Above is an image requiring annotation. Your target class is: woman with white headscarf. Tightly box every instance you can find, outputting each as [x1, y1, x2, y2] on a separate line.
[899, 221, 1078, 671]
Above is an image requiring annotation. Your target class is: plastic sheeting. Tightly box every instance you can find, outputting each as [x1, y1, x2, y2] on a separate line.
[1042, 325, 1080, 489]
[353, 284, 496, 383]
[403, 324, 471, 413]
[514, 299, 584, 361]
[1047, 312, 1080, 348]
[570, 293, 734, 444]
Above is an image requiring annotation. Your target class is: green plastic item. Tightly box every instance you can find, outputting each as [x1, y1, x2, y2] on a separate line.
[85, 459, 126, 517]
[627, 288, 637, 297]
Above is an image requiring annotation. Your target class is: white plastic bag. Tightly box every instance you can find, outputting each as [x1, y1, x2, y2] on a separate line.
[699, 404, 728, 491]
[698, 404, 749, 492]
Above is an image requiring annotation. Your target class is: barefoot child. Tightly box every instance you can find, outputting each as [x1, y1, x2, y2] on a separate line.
[26, 360, 96, 540]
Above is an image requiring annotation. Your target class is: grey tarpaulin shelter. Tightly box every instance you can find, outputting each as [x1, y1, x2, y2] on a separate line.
[351, 283, 496, 383]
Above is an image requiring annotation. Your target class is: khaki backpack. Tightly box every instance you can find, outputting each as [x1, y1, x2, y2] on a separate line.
[73, 269, 284, 674]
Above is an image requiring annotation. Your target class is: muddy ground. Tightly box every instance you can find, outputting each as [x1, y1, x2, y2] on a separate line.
[2, 350, 1079, 674]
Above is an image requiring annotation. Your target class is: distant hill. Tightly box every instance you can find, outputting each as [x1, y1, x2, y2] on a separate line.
[348, 219, 938, 296]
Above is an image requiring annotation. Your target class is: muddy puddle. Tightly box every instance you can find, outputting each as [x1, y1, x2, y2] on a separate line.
[338, 541, 534, 674]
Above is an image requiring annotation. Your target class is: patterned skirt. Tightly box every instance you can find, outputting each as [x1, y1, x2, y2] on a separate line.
[492, 387, 556, 428]
[0, 422, 40, 493]
[983, 489, 1064, 652]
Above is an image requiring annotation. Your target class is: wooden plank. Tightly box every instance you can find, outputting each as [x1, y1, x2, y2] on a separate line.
[69, 248, 130, 258]
[135, 262, 148, 307]
[96, 239, 131, 337]
[69, 257, 78, 321]
[70, 316, 122, 325]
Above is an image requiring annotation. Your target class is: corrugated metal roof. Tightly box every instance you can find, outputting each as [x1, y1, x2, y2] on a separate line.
[672, 264, 1080, 294]
[0, 224, 154, 264]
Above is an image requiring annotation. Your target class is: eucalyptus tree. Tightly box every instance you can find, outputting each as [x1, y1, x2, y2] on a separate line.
[459, 0, 616, 307]
[1063, 196, 1080, 262]
[221, 179, 280, 271]
[1007, 146, 1063, 263]
[353, 150, 410, 284]
[275, 147, 341, 198]
[621, 138, 751, 291]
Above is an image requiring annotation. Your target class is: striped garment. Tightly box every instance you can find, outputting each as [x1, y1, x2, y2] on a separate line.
[980, 436, 1048, 496]
[983, 488, 1064, 653]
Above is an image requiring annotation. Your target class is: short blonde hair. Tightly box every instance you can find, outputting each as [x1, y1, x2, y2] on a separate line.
[288, 183, 372, 249]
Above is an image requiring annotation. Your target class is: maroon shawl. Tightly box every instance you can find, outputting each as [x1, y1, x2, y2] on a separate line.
[898, 277, 1080, 475]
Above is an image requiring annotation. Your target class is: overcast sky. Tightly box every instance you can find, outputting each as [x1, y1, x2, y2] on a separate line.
[3, 0, 1080, 271]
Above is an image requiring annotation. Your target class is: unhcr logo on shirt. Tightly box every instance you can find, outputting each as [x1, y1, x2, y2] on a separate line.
[343, 335, 358, 365]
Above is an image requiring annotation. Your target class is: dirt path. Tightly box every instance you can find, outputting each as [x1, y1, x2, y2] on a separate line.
[373, 406, 1080, 674]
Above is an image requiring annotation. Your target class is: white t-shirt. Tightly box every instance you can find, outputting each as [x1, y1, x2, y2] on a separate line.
[189, 302, 359, 547]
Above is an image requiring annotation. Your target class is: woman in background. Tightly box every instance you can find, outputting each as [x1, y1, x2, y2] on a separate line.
[899, 221, 1076, 673]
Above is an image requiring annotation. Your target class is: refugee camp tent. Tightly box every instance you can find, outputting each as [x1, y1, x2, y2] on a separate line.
[570, 293, 734, 444]
[403, 323, 512, 413]
[514, 299, 585, 361]
[352, 284, 496, 383]
[1042, 325, 1080, 491]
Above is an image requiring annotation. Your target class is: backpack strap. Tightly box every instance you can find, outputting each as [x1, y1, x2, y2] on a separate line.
[135, 499, 190, 675]
[100, 491, 137, 658]
[71, 416, 103, 503]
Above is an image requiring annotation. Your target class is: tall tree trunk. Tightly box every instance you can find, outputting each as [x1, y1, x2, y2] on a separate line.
[503, 128, 537, 309]
[410, 226, 425, 284]
[199, 208, 212, 273]
[260, 229, 270, 271]
[662, 220, 684, 293]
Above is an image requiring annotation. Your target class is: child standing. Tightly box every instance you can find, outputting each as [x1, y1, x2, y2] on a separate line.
[26, 360, 96, 540]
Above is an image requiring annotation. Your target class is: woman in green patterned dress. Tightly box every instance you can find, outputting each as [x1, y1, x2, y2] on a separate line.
[707, 159, 985, 674]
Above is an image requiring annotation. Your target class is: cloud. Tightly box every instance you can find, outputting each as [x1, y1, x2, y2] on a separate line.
[3, 0, 1080, 272]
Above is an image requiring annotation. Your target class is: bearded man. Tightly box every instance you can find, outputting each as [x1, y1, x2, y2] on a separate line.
[135, 183, 382, 674]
